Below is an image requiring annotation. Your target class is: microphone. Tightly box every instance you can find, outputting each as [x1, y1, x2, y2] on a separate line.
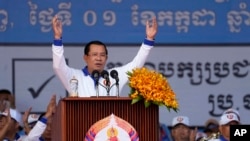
[92, 70, 100, 85]
[110, 69, 119, 97]
[91, 70, 100, 97]
[101, 70, 110, 96]
[110, 70, 119, 85]
[101, 70, 110, 86]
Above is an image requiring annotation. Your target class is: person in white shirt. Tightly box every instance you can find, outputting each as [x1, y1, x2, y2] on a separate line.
[21, 95, 56, 141]
[208, 109, 240, 141]
[0, 108, 26, 141]
[51, 15, 158, 97]
[171, 116, 197, 141]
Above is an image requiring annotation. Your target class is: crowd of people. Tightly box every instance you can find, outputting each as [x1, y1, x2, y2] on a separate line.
[159, 108, 241, 141]
[0, 88, 241, 141]
[0, 89, 56, 141]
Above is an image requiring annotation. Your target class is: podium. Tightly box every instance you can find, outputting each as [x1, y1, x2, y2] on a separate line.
[51, 97, 159, 141]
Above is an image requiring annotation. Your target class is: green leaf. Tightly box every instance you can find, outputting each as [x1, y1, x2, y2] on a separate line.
[164, 105, 179, 113]
[158, 103, 164, 106]
[131, 96, 142, 104]
[167, 107, 170, 112]
[126, 71, 132, 76]
[144, 101, 151, 108]
[128, 89, 136, 97]
[152, 101, 164, 106]
[173, 108, 179, 113]
[130, 88, 135, 94]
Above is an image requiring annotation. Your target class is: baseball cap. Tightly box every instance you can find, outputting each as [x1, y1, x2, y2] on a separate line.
[222, 108, 240, 121]
[219, 113, 240, 125]
[0, 108, 23, 126]
[172, 116, 190, 127]
[204, 118, 219, 132]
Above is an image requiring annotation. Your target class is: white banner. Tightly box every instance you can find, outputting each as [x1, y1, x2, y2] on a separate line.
[0, 45, 249, 126]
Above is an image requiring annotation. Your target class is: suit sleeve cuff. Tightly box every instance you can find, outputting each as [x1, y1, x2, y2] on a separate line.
[53, 38, 63, 46]
[39, 117, 48, 124]
[143, 38, 155, 46]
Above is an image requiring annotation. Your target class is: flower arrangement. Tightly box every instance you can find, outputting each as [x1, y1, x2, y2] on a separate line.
[127, 67, 179, 112]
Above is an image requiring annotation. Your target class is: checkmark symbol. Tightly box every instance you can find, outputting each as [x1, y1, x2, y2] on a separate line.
[28, 75, 55, 99]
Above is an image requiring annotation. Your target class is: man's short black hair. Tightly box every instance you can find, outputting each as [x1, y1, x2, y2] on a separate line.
[0, 89, 12, 95]
[84, 40, 108, 55]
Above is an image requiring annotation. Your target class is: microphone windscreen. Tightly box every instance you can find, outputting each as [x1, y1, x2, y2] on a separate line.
[101, 70, 109, 79]
[92, 70, 100, 79]
[110, 70, 118, 79]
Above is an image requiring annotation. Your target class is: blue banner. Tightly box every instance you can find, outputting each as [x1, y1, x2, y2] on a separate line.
[0, 0, 250, 44]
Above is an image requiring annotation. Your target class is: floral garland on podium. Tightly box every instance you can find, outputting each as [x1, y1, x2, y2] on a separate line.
[127, 67, 179, 112]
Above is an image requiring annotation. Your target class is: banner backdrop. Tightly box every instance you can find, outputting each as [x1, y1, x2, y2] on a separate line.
[1, 45, 249, 126]
[0, 0, 250, 44]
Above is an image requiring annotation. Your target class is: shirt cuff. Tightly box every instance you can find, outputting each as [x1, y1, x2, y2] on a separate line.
[53, 38, 62, 46]
[39, 117, 48, 124]
[143, 38, 155, 46]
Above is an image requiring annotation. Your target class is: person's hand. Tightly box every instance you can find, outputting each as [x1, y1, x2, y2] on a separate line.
[7, 95, 15, 108]
[0, 108, 12, 140]
[0, 99, 6, 112]
[190, 127, 198, 141]
[44, 95, 56, 119]
[5, 108, 12, 130]
[145, 17, 158, 41]
[22, 107, 32, 134]
[52, 15, 62, 40]
[22, 107, 32, 126]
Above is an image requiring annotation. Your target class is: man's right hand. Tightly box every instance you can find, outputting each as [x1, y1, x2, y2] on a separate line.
[52, 15, 62, 40]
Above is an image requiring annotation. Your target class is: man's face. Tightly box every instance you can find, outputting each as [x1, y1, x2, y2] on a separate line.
[171, 124, 190, 141]
[219, 121, 239, 140]
[84, 44, 108, 74]
[0, 115, 17, 131]
[0, 94, 9, 101]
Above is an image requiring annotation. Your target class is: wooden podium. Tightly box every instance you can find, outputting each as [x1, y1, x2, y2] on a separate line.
[51, 97, 159, 141]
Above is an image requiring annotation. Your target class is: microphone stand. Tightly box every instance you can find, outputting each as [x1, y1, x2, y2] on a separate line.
[95, 80, 99, 97]
[115, 80, 119, 97]
[106, 79, 110, 96]
[101, 70, 110, 96]
[109, 80, 119, 97]
[99, 83, 110, 96]
[110, 70, 119, 97]
[92, 70, 100, 97]
[107, 86, 110, 96]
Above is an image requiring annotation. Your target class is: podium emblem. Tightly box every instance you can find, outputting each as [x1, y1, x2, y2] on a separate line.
[85, 114, 139, 141]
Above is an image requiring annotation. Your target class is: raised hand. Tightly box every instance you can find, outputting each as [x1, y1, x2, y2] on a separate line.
[190, 127, 198, 141]
[52, 15, 62, 40]
[22, 107, 32, 134]
[7, 95, 15, 108]
[4, 108, 12, 130]
[0, 108, 12, 140]
[44, 94, 56, 119]
[22, 107, 32, 124]
[145, 17, 158, 41]
[0, 100, 6, 112]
